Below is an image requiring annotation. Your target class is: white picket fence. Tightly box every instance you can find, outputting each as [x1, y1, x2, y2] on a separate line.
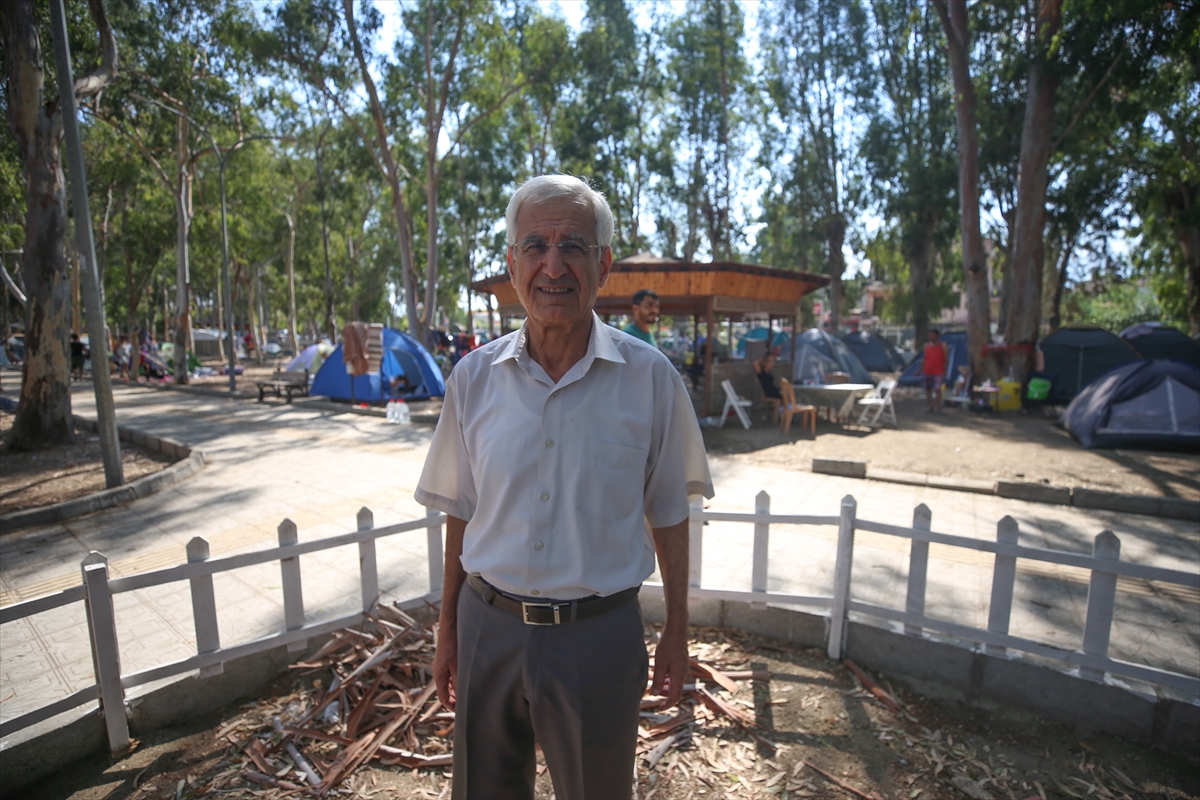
[1, 494, 1197, 756]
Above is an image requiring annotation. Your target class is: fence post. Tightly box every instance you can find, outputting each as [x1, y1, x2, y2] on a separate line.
[986, 516, 1020, 657]
[751, 491, 770, 608]
[1081, 530, 1121, 682]
[827, 495, 857, 660]
[426, 508, 444, 595]
[81, 552, 129, 753]
[358, 507, 378, 613]
[688, 497, 704, 589]
[187, 537, 222, 677]
[278, 518, 306, 653]
[904, 504, 931, 637]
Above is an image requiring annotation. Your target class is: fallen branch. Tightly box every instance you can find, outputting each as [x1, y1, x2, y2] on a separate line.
[843, 659, 901, 713]
[800, 760, 883, 800]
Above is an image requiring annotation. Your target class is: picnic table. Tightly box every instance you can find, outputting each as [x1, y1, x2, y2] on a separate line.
[792, 383, 875, 423]
[256, 369, 310, 403]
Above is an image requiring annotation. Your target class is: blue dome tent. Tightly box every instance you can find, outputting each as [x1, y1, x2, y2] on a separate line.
[840, 330, 906, 372]
[311, 328, 445, 403]
[735, 327, 790, 356]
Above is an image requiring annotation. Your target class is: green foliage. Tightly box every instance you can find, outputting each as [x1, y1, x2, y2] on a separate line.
[1064, 281, 1184, 333]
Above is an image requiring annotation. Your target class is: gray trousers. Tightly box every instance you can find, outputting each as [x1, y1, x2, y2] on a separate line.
[452, 582, 648, 800]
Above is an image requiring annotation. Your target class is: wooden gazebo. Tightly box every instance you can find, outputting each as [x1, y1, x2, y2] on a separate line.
[470, 253, 830, 413]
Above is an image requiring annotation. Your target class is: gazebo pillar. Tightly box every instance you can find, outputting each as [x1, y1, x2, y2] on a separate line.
[704, 297, 715, 416]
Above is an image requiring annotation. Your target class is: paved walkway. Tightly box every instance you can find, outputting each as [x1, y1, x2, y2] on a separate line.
[1, 384, 1197, 737]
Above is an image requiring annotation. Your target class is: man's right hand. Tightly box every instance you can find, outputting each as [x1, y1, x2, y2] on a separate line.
[433, 622, 458, 710]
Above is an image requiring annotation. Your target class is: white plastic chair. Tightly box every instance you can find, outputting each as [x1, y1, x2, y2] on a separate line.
[719, 379, 754, 430]
[855, 379, 898, 428]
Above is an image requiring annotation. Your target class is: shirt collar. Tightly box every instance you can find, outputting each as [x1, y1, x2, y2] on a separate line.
[491, 312, 627, 376]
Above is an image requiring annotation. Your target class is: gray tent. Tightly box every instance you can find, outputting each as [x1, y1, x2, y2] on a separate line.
[789, 328, 873, 384]
[840, 330, 906, 372]
[1063, 360, 1200, 450]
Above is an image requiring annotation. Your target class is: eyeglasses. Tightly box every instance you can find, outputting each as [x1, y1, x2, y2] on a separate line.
[511, 238, 603, 264]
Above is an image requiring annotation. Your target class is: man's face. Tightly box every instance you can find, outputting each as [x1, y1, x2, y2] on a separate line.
[632, 295, 660, 328]
[507, 197, 612, 330]
[928, 332, 938, 343]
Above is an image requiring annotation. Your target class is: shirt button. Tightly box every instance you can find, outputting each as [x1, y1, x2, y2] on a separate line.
[552, 390, 560, 397]
[531, 590, 540, 596]
[545, 439, 554, 448]
[534, 542, 544, 551]
[541, 492, 550, 501]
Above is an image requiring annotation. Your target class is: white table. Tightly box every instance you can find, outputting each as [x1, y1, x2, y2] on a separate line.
[792, 383, 875, 422]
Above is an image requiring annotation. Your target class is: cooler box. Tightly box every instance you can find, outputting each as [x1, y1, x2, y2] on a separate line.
[997, 379, 1022, 411]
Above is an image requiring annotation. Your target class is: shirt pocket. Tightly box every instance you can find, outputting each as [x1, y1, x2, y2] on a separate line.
[576, 439, 647, 523]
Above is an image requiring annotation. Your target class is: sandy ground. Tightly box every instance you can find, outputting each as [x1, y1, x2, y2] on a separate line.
[702, 395, 1200, 501]
[20, 625, 1198, 800]
[0, 413, 172, 514]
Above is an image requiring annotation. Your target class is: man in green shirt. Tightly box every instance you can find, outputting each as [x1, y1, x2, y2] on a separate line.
[622, 289, 660, 347]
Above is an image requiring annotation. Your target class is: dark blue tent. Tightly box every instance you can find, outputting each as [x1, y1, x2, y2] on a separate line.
[311, 328, 445, 403]
[840, 330, 906, 372]
[1063, 360, 1200, 450]
[788, 329, 873, 384]
[897, 331, 970, 387]
[1119, 322, 1200, 368]
[1040, 324, 1139, 402]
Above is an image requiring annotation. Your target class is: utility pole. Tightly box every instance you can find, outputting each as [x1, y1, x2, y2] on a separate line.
[49, 0, 123, 488]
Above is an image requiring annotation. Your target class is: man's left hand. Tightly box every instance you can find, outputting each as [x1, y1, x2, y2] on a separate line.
[651, 626, 689, 709]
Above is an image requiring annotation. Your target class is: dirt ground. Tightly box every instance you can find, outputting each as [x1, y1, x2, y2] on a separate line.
[22, 625, 1198, 800]
[0, 412, 173, 514]
[703, 394, 1200, 501]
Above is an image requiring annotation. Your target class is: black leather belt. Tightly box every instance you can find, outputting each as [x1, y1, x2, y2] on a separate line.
[467, 574, 639, 626]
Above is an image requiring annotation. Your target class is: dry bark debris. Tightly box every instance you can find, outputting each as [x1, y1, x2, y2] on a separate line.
[210, 602, 450, 797]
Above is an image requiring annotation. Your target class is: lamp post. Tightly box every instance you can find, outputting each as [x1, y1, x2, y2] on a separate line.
[130, 93, 288, 392]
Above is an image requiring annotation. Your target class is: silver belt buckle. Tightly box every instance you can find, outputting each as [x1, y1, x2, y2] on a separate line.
[521, 601, 559, 625]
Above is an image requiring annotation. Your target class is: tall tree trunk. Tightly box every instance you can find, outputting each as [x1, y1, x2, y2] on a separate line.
[905, 219, 936, 350]
[1178, 221, 1200, 336]
[2, 0, 73, 449]
[172, 163, 191, 384]
[1048, 226, 1078, 332]
[284, 210, 299, 355]
[1003, 0, 1062, 377]
[934, 0, 991, 379]
[342, 0, 420, 342]
[825, 216, 846, 332]
[315, 138, 336, 342]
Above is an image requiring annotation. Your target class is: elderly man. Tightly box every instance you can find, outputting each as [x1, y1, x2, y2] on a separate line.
[623, 288, 661, 347]
[417, 175, 713, 800]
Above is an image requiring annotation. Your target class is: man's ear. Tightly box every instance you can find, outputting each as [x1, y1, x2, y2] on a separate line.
[597, 247, 614, 289]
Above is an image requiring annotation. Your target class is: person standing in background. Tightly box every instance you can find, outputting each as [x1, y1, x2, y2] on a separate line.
[622, 289, 660, 347]
[923, 329, 949, 413]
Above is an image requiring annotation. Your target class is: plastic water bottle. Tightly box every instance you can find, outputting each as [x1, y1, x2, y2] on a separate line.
[395, 399, 410, 425]
[386, 400, 396, 424]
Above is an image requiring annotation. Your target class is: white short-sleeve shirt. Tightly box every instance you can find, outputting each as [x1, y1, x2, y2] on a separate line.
[415, 313, 714, 600]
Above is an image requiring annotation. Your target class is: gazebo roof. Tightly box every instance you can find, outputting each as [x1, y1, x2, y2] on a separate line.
[470, 255, 830, 318]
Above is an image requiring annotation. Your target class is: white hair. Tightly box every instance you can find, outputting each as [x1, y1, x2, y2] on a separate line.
[505, 175, 614, 248]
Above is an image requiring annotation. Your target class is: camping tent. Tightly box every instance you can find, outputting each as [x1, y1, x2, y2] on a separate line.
[789, 328, 873, 384]
[310, 328, 445, 403]
[1119, 322, 1200, 368]
[1063, 360, 1200, 450]
[193, 328, 223, 358]
[792, 345, 842, 385]
[840, 330, 906, 372]
[286, 342, 331, 375]
[1040, 324, 1139, 402]
[735, 327, 790, 356]
[897, 331, 970, 387]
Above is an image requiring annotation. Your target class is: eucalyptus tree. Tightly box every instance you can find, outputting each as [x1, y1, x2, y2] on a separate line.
[1, 0, 117, 449]
[760, 0, 870, 330]
[509, 6, 573, 176]
[861, 0, 958, 347]
[932, 0, 989, 375]
[556, 0, 665, 255]
[664, 0, 749, 261]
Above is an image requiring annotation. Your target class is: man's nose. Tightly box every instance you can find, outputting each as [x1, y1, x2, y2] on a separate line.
[541, 247, 569, 278]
